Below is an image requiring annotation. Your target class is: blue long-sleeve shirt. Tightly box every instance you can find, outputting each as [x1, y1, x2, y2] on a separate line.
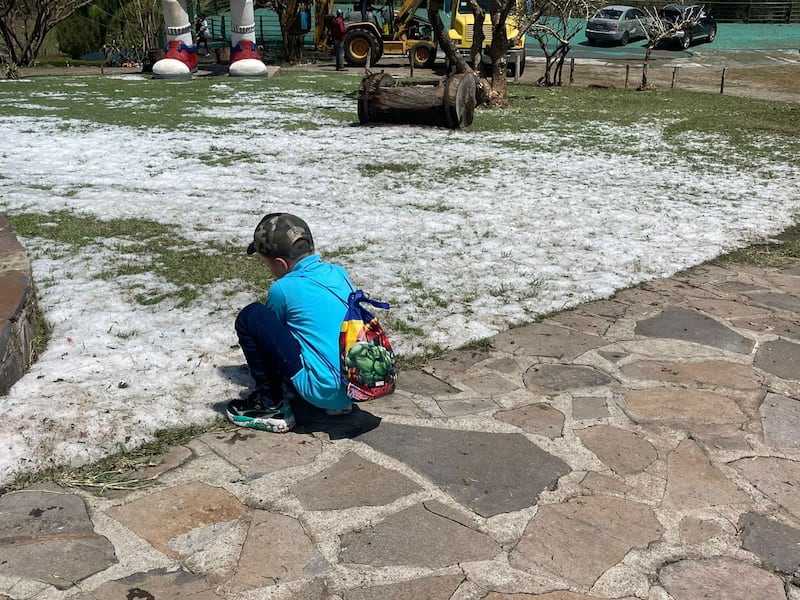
[265, 254, 353, 409]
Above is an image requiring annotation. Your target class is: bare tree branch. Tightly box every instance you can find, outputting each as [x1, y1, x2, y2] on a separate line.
[638, 5, 705, 88]
[0, 0, 95, 66]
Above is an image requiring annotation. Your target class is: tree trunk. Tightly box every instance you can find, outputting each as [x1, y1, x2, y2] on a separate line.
[486, 13, 508, 106]
[284, 32, 303, 63]
[470, 5, 486, 71]
[553, 45, 570, 86]
[358, 71, 477, 129]
[640, 47, 652, 89]
[429, 0, 468, 75]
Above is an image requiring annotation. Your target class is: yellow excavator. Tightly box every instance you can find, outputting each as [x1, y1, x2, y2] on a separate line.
[314, 0, 438, 67]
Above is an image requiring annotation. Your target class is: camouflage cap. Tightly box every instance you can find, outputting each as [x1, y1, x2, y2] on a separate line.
[247, 213, 315, 259]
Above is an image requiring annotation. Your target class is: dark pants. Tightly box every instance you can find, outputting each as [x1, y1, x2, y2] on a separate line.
[334, 39, 345, 69]
[235, 302, 302, 403]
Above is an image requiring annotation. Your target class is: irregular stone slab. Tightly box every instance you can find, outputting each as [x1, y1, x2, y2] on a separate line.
[580, 299, 628, 318]
[634, 307, 754, 354]
[425, 347, 491, 378]
[659, 557, 786, 600]
[620, 360, 762, 391]
[495, 403, 565, 438]
[577, 425, 657, 475]
[356, 423, 570, 517]
[461, 372, 519, 395]
[739, 512, 800, 576]
[339, 500, 500, 567]
[492, 323, 606, 361]
[687, 298, 772, 320]
[0, 482, 116, 589]
[713, 281, 767, 293]
[730, 457, 800, 520]
[572, 397, 609, 420]
[598, 350, 627, 363]
[510, 495, 663, 588]
[760, 392, 800, 449]
[747, 291, 800, 313]
[486, 356, 522, 374]
[0, 482, 95, 543]
[679, 516, 729, 545]
[436, 396, 500, 417]
[580, 472, 632, 495]
[344, 574, 464, 600]
[698, 435, 753, 452]
[762, 274, 800, 295]
[524, 364, 616, 395]
[397, 369, 460, 395]
[106, 481, 245, 559]
[754, 338, 800, 381]
[779, 265, 800, 276]
[199, 429, 322, 478]
[545, 312, 615, 336]
[368, 394, 430, 418]
[732, 316, 800, 342]
[230, 511, 331, 591]
[290, 452, 421, 511]
[662, 439, 749, 509]
[69, 567, 220, 599]
[616, 287, 667, 305]
[623, 388, 748, 430]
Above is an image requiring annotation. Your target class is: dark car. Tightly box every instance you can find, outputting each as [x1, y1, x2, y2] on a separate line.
[658, 4, 717, 49]
[586, 5, 653, 45]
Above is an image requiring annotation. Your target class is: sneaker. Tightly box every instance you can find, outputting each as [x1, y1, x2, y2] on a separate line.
[226, 395, 295, 433]
[325, 404, 353, 417]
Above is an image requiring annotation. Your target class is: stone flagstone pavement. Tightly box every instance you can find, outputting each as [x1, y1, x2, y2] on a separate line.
[1, 257, 800, 600]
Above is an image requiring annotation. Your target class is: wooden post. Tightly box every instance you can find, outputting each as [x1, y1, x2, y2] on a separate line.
[720, 67, 726, 94]
[569, 58, 574, 85]
[625, 64, 629, 89]
[514, 53, 520, 83]
[408, 51, 414, 77]
[671, 66, 678, 90]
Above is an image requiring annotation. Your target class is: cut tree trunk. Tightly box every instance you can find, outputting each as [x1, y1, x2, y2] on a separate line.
[357, 71, 476, 129]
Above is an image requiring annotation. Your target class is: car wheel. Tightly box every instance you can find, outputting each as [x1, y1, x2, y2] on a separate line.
[680, 31, 692, 49]
[620, 31, 630, 45]
[707, 26, 717, 43]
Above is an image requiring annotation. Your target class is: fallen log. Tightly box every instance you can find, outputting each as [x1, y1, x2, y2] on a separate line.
[357, 71, 476, 129]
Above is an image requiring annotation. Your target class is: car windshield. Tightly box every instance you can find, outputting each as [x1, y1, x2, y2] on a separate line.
[594, 8, 623, 19]
[660, 6, 686, 20]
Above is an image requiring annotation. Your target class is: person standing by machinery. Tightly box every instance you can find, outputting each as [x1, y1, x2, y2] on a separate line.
[330, 9, 349, 70]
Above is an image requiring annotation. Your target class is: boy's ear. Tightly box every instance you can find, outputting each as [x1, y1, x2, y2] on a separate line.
[274, 257, 291, 275]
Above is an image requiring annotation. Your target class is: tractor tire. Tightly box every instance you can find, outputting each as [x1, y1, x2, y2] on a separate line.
[345, 30, 379, 66]
[410, 41, 436, 68]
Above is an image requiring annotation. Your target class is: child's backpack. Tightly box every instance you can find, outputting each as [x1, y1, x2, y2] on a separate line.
[339, 290, 397, 401]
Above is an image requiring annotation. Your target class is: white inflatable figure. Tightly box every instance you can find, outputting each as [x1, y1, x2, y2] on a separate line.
[153, 0, 268, 78]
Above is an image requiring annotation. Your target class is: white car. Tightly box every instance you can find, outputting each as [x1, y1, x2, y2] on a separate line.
[586, 5, 652, 46]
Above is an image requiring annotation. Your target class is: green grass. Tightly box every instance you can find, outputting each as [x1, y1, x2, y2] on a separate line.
[714, 223, 800, 267]
[8, 211, 267, 307]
